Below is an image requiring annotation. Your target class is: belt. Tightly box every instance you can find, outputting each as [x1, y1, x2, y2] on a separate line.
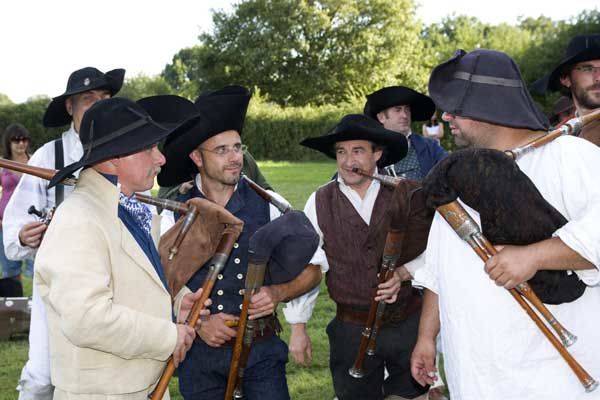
[336, 289, 423, 327]
[221, 314, 281, 347]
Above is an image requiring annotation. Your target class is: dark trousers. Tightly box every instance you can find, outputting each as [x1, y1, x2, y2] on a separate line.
[327, 311, 427, 400]
[178, 335, 290, 400]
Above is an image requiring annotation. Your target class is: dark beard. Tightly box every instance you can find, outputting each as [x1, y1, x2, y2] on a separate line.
[574, 83, 600, 110]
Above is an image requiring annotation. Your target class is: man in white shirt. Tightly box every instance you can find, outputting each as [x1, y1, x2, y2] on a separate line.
[3, 67, 125, 400]
[285, 114, 429, 400]
[410, 48, 600, 400]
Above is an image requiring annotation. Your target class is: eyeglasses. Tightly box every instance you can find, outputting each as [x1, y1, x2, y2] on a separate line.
[197, 143, 246, 157]
[572, 65, 600, 74]
[10, 136, 30, 143]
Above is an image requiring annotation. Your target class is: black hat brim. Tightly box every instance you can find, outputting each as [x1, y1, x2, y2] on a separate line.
[300, 119, 408, 167]
[43, 69, 126, 128]
[49, 117, 175, 189]
[364, 86, 436, 121]
[545, 47, 600, 92]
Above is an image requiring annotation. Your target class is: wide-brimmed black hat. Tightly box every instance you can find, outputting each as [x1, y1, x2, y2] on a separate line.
[43, 67, 125, 128]
[48, 96, 200, 188]
[157, 85, 252, 187]
[364, 86, 435, 121]
[300, 114, 408, 167]
[531, 35, 600, 93]
[137, 95, 197, 128]
[429, 49, 549, 131]
[248, 210, 319, 284]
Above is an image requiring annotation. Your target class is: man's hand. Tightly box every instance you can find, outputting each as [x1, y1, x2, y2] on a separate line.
[485, 245, 538, 289]
[198, 313, 238, 347]
[375, 268, 402, 303]
[18, 221, 47, 248]
[173, 324, 196, 367]
[410, 337, 437, 387]
[178, 288, 212, 326]
[248, 286, 281, 319]
[289, 323, 312, 367]
[178, 180, 194, 194]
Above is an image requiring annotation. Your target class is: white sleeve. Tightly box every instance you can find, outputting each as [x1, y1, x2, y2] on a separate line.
[3, 145, 54, 261]
[266, 189, 291, 221]
[282, 192, 327, 324]
[552, 139, 600, 285]
[411, 212, 443, 294]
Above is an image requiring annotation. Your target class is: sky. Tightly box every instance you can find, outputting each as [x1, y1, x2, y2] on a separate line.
[0, 0, 597, 103]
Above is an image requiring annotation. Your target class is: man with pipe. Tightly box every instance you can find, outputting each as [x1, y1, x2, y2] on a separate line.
[2, 67, 124, 400]
[532, 34, 600, 146]
[157, 85, 321, 399]
[410, 49, 600, 400]
[284, 114, 428, 400]
[33, 96, 212, 399]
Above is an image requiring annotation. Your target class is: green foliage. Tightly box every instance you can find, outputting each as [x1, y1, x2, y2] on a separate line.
[0, 93, 13, 107]
[163, 0, 428, 106]
[118, 73, 176, 101]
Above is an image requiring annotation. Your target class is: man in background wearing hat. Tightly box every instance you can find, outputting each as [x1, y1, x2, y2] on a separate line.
[158, 86, 321, 399]
[35, 96, 208, 399]
[533, 34, 600, 146]
[364, 86, 447, 180]
[285, 114, 428, 400]
[410, 49, 600, 400]
[2, 67, 124, 400]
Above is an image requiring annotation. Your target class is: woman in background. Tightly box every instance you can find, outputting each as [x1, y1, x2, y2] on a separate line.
[1, 123, 33, 294]
[422, 112, 445, 144]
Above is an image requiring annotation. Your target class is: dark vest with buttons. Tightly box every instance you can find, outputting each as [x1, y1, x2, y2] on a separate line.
[176, 179, 270, 316]
[316, 181, 421, 311]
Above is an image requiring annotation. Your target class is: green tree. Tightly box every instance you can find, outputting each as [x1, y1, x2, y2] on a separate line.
[0, 93, 13, 107]
[118, 74, 175, 101]
[163, 0, 427, 105]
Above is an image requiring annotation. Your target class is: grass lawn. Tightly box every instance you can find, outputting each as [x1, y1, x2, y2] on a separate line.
[0, 161, 339, 400]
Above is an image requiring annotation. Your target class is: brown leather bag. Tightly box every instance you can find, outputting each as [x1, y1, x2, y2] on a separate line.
[159, 197, 244, 297]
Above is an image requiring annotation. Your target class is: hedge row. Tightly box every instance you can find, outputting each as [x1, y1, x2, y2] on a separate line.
[0, 96, 455, 161]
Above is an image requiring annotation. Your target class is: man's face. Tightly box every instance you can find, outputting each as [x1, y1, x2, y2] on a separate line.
[115, 145, 166, 195]
[377, 105, 412, 135]
[560, 60, 600, 112]
[66, 89, 111, 132]
[335, 140, 382, 188]
[442, 112, 494, 149]
[190, 130, 244, 186]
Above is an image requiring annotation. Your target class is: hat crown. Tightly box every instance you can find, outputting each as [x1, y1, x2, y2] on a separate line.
[79, 98, 150, 146]
[566, 35, 600, 58]
[66, 67, 105, 91]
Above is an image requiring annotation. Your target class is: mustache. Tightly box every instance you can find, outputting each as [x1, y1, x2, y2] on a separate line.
[224, 163, 242, 169]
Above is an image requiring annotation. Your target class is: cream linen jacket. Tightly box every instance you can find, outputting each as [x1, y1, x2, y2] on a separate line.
[35, 169, 177, 399]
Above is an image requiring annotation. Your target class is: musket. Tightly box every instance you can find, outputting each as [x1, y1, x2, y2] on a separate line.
[351, 167, 404, 187]
[437, 201, 597, 392]
[225, 252, 267, 399]
[0, 158, 197, 261]
[150, 230, 238, 400]
[241, 174, 291, 214]
[506, 108, 600, 160]
[349, 229, 404, 379]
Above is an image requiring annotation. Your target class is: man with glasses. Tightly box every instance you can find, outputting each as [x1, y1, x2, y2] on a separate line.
[157, 86, 321, 399]
[3, 67, 125, 400]
[532, 34, 600, 146]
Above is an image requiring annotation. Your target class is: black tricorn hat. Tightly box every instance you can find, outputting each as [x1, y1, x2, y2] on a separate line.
[43, 67, 125, 128]
[428, 49, 549, 131]
[48, 97, 201, 188]
[364, 86, 436, 121]
[248, 210, 319, 284]
[300, 114, 408, 167]
[137, 95, 197, 128]
[157, 85, 252, 187]
[531, 35, 600, 93]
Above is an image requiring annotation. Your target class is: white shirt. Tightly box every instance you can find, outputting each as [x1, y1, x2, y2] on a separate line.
[413, 136, 600, 400]
[3, 124, 82, 261]
[283, 174, 381, 324]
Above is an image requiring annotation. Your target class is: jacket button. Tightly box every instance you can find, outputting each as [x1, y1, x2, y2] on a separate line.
[237, 273, 244, 280]
[238, 289, 244, 295]
[217, 290, 224, 295]
[233, 243, 239, 249]
[239, 304, 243, 310]
[234, 258, 241, 264]
[217, 274, 223, 280]
[217, 305, 224, 311]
